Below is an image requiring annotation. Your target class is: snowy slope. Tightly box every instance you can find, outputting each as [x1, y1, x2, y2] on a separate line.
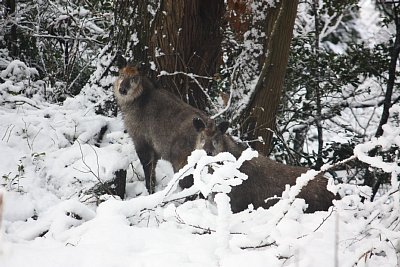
[0, 1, 399, 264]
[0, 95, 399, 267]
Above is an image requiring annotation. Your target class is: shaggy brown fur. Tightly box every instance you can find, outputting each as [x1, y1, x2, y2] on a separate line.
[179, 125, 338, 213]
[219, 134, 339, 213]
[114, 60, 221, 193]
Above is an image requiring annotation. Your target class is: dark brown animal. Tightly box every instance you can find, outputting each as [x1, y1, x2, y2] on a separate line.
[114, 59, 221, 194]
[180, 123, 338, 213]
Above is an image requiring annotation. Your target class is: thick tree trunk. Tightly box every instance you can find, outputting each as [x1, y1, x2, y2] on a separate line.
[240, 0, 299, 155]
[149, 0, 224, 110]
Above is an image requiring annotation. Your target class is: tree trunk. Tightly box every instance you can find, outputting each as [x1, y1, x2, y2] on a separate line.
[239, 0, 299, 155]
[149, 0, 224, 110]
[5, 0, 17, 56]
[366, 4, 400, 200]
[313, 0, 324, 170]
[375, 17, 400, 138]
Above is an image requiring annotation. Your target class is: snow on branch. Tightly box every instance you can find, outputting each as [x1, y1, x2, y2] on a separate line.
[94, 148, 258, 220]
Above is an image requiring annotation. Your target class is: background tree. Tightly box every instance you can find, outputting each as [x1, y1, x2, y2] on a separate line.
[150, 0, 224, 110]
[1, 0, 111, 100]
[3, 0, 17, 57]
[237, 0, 299, 156]
[364, 0, 400, 199]
[1, 0, 398, 194]
[270, 0, 398, 193]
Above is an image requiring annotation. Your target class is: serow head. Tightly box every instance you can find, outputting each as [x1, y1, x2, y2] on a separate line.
[193, 118, 229, 156]
[114, 55, 144, 101]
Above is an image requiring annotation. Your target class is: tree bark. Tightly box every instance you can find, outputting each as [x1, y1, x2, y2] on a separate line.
[375, 17, 400, 138]
[149, 0, 224, 110]
[313, 0, 324, 170]
[366, 4, 400, 200]
[240, 0, 299, 155]
[5, 0, 17, 56]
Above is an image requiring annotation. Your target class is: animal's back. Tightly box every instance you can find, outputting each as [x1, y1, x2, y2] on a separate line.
[229, 156, 337, 213]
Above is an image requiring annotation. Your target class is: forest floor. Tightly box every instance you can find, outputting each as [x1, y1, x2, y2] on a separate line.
[0, 96, 399, 267]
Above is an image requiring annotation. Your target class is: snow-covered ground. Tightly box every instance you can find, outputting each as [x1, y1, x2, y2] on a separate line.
[0, 91, 399, 267]
[0, 1, 399, 264]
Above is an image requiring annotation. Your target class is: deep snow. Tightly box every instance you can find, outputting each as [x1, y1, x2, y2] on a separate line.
[0, 94, 399, 267]
[0, 0, 399, 265]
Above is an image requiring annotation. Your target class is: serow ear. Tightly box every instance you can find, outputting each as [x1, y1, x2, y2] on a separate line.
[193, 117, 206, 132]
[217, 121, 229, 134]
[116, 53, 127, 70]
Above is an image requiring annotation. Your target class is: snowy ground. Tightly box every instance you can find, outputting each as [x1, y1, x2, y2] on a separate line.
[0, 95, 399, 267]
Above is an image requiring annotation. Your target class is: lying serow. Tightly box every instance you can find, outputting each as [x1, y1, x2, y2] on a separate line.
[181, 123, 339, 213]
[113, 57, 223, 194]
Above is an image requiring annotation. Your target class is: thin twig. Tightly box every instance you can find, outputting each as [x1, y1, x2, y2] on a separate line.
[3, 100, 40, 109]
[76, 140, 116, 198]
[158, 71, 218, 110]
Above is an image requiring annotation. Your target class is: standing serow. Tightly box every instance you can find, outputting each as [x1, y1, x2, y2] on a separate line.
[113, 56, 222, 194]
[181, 122, 339, 213]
